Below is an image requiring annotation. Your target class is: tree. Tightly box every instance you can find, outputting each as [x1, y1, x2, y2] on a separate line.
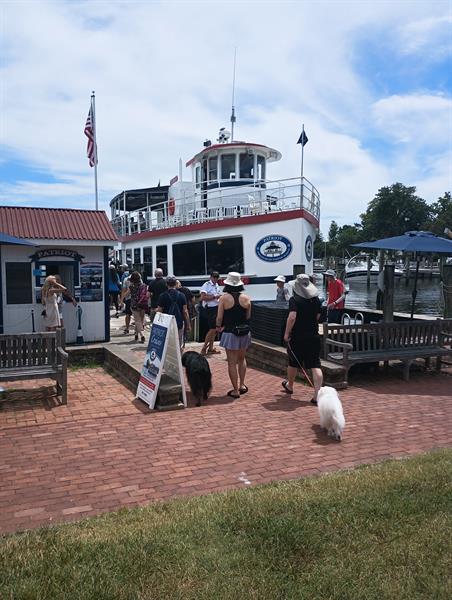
[335, 224, 363, 256]
[313, 230, 326, 259]
[360, 183, 432, 239]
[426, 192, 452, 236]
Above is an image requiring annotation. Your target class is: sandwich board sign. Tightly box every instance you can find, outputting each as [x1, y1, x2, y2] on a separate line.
[136, 313, 187, 409]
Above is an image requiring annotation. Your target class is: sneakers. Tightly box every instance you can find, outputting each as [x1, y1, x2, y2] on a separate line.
[134, 334, 138, 341]
[140, 335, 145, 343]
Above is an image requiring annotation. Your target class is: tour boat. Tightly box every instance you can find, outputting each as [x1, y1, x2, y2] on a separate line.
[110, 127, 320, 300]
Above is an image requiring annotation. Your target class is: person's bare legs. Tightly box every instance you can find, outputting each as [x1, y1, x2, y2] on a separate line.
[201, 328, 216, 354]
[312, 367, 323, 402]
[225, 349, 239, 396]
[285, 365, 298, 392]
[238, 348, 247, 390]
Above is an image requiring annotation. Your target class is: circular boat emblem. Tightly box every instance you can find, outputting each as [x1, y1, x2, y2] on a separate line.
[255, 235, 292, 262]
[305, 235, 313, 262]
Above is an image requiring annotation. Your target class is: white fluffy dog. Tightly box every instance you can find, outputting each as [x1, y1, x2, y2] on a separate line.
[317, 386, 345, 441]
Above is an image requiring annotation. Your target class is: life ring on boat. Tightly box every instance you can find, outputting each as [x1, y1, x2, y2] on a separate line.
[168, 198, 175, 216]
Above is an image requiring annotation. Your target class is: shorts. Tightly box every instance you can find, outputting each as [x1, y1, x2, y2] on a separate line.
[220, 332, 251, 350]
[204, 306, 218, 329]
[287, 336, 321, 369]
[124, 298, 132, 316]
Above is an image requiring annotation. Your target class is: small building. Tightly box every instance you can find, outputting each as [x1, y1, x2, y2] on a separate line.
[0, 206, 117, 343]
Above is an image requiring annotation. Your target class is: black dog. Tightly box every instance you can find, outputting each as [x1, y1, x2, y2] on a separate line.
[181, 351, 212, 407]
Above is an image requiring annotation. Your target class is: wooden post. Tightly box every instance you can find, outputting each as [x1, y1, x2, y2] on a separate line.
[383, 264, 395, 322]
[293, 264, 305, 278]
[442, 264, 452, 318]
[366, 255, 372, 287]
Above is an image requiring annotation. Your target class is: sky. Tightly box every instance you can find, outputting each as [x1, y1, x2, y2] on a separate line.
[1, 0, 451, 235]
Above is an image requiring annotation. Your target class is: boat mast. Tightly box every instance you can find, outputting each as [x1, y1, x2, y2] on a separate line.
[230, 48, 237, 142]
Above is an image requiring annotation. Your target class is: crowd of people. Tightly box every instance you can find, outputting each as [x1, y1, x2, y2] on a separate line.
[107, 261, 346, 404]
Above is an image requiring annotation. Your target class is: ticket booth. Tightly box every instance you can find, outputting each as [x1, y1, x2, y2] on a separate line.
[0, 206, 117, 343]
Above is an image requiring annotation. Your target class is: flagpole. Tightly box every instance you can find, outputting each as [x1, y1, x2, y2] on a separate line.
[91, 91, 99, 210]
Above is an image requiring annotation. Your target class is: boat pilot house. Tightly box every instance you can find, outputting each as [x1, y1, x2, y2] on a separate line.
[0, 206, 117, 343]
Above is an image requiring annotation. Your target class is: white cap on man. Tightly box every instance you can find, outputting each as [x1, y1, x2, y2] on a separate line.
[274, 275, 286, 283]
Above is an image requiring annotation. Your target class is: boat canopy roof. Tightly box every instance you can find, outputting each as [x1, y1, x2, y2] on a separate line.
[186, 142, 282, 167]
[110, 185, 169, 211]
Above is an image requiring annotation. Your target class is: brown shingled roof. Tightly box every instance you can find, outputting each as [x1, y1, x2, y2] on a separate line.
[0, 206, 117, 242]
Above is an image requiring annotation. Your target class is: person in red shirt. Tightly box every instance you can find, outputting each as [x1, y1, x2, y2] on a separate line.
[324, 269, 346, 323]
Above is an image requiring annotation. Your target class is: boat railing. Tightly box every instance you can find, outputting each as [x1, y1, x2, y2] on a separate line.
[111, 176, 320, 237]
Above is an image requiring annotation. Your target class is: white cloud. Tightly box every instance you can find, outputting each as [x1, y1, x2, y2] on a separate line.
[398, 15, 452, 58]
[1, 0, 451, 234]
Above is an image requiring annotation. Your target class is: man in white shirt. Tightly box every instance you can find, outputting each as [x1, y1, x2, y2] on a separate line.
[200, 271, 221, 355]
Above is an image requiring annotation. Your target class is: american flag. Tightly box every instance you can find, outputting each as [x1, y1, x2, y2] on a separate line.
[84, 105, 97, 167]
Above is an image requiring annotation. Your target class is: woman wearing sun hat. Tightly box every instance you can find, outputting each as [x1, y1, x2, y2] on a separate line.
[282, 273, 323, 404]
[215, 272, 252, 399]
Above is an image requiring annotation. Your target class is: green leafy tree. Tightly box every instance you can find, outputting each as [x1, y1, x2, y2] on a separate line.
[360, 183, 431, 239]
[426, 192, 452, 236]
[335, 224, 363, 256]
[313, 230, 326, 259]
[327, 221, 339, 256]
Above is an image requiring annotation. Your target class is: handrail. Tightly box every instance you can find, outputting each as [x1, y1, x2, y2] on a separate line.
[111, 176, 320, 237]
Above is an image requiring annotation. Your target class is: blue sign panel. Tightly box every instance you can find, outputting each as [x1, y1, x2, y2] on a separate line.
[255, 235, 292, 262]
[305, 235, 313, 262]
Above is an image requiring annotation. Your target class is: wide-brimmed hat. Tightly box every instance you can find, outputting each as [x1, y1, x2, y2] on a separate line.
[224, 272, 244, 287]
[292, 274, 319, 299]
[274, 275, 286, 283]
[324, 269, 336, 278]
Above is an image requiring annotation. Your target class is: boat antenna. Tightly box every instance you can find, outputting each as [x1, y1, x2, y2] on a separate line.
[230, 47, 237, 141]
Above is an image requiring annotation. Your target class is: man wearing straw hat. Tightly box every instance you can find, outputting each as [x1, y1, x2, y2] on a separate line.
[281, 274, 323, 404]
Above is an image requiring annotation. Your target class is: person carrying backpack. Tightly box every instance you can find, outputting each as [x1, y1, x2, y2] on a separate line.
[156, 276, 191, 348]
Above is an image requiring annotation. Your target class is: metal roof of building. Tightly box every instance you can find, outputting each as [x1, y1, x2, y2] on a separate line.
[0, 206, 117, 242]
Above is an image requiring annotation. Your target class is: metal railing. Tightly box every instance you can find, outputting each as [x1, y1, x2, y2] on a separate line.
[111, 176, 320, 237]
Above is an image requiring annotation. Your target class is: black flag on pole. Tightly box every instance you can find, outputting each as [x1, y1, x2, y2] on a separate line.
[297, 130, 308, 146]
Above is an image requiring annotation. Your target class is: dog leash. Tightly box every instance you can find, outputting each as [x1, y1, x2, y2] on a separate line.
[287, 340, 314, 388]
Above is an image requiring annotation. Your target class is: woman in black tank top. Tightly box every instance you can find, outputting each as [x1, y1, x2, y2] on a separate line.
[215, 273, 252, 399]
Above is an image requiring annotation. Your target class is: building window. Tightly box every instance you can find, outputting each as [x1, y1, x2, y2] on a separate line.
[257, 155, 266, 180]
[143, 247, 153, 281]
[221, 154, 236, 180]
[173, 241, 205, 276]
[6, 262, 32, 304]
[156, 245, 168, 275]
[172, 237, 244, 276]
[239, 153, 254, 179]
[208, 157, 218, 182]
[206, 237, 244, 274]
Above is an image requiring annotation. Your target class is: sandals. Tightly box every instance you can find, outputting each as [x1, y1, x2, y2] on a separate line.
[208, 348, 221, 354]
[310, 398, 318, 406]
[227, 390, 240, 399]
[282, 380, 293, 394]
[239, 385, 248, 395]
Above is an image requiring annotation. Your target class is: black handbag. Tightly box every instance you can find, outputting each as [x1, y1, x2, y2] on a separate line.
[233, 323, 250, 337]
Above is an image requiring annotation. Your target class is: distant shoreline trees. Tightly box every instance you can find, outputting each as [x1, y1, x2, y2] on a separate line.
[315, 184, 452, 258]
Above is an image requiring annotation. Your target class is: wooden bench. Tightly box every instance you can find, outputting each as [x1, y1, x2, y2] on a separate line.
[0, 329, 68, 404]
[323, 319, 452, 385]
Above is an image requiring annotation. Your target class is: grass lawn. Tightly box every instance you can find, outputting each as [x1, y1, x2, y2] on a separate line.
[1, 449, 451, 600]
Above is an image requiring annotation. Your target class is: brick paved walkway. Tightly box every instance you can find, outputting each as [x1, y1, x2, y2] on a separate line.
[0, 353, 451, 534]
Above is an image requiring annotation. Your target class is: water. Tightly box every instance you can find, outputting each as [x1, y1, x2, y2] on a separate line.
[314, 276, 443, 317]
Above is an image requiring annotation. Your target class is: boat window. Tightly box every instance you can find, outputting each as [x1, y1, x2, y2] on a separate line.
[206, 237, 244, 274]
[240, 153, 254, 179]
[208, 157, 218, 182]
[143, 247, 153, 281]
[126, 249, 132, 264]
[156, 245, 168, 275]
[6, 262, 32, 304]
[133, 248, 141, 268]
[257, 155, 265, 180]
[221, 154, 236, 180]
[173, 241, 205, 276]
[195, 165, 201, 187]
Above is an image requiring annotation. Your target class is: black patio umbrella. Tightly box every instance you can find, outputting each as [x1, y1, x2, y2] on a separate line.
[353, 231, 452, 318]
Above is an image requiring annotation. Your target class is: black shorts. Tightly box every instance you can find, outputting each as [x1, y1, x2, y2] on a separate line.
[204, 306, 218, 329]
[124, 298, 132, 316]
[287, 336, 321, 369]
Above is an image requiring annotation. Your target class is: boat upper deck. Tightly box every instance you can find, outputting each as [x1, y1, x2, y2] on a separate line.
[111, 176, 320, 238]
